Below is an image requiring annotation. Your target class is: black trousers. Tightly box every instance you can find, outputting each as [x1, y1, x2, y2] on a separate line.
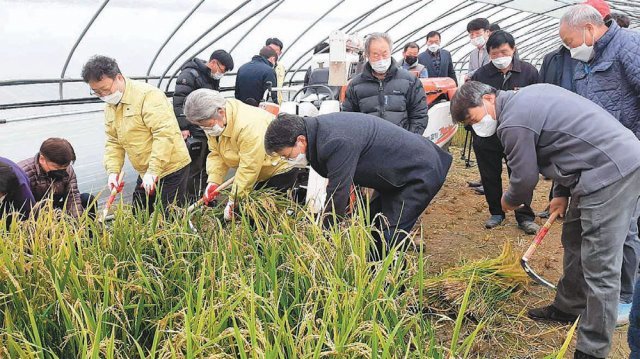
[368, 179, 444, 261]
[133, 165, 189, 214]
[472, 133, 535, 223]
[52, 193, 97, 220]
[254, 167, 308, 204]
[185, 133, 209, 200]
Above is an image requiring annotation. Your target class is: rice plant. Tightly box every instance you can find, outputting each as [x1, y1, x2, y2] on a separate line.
[0, 190, 535, 358]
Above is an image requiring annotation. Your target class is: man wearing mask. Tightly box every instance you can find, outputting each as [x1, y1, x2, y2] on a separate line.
[400, 42, 429, 78]
[342, 32, 428, 135]
[450, 81, 640, 359]
[466, 18, 491, 79]
[560, 4, 640, 329]
[18, 138, 95, 219]
[82, 55, 191, 213]
[173, 49, 234, 198]
[235, 46, 278, 106]
[183, 89, 304, 220]
[471, 30, 539, 234]
[418, 31, 458, 84]
[264, 112, 451, 260]
[266, 38, 285, 104]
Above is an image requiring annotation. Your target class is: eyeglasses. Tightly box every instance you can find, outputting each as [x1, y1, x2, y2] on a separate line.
[280, 146, 296, 161]
[89, 79, 116, 97]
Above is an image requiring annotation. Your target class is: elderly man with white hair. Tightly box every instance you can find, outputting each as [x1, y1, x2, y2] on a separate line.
[341, 32, 428, 135]
[183, 89, 302, 220]
[560, 4, 640, 329]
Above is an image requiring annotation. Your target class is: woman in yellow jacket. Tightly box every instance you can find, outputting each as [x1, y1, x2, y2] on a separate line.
[82, 55, 191, 212]
[183, 89, 304, 220]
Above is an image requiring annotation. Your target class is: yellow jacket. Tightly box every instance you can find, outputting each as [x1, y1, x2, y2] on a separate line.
[206, 99, 291, 199]
[103, 78, 191, 178]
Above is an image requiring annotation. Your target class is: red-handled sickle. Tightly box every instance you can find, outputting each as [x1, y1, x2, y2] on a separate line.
[99, 171, 125, 223]
[521, 211, 560, 289]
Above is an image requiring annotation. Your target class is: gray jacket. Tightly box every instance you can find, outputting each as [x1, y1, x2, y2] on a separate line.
[468, 46, 489, 76]
[496, 84, 640, 207]
[342, 59, 428, 135]
[574, 21, 640, 139]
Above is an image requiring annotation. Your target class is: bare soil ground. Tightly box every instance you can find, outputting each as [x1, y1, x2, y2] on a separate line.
[418, 147, 630, 358]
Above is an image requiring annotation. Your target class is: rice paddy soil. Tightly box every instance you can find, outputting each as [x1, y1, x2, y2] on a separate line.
[418, 146, 630, 358]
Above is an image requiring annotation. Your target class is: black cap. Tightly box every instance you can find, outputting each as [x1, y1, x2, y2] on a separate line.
[209, 50, 234, 72]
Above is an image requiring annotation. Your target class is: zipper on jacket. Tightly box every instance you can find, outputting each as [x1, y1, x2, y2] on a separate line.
[378, 80, 385, 117]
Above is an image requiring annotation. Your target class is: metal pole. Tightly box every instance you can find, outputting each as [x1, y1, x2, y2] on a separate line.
[146, 0, 206, 84]
[157, 0, 251, 88]
[59, 0, 110, 100]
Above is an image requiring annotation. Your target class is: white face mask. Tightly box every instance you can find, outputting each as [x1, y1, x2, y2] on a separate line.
[370, 57, 391, 74]
[100, 90, 123, 105]
[211, 71, 224, 80]
[492, 56, 513, 70]
[427, 43, 440, 53]
[570, 28, 595, 63]
[470, 35, 486, 48]
[472, 102, 498, 137]
[203, 123, 225, 137]
[286, 153, 308, 168]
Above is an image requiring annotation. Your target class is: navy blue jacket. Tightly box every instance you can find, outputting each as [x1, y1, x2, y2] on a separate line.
[234, 55, 277, 106]
[303, 113, 451, 221]
[538, 46, 577, 91]
[574, 21, 640, 139]
[417, 49, 458, 84]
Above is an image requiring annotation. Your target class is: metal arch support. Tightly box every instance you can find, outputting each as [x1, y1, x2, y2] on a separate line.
[278, 0, 346, 63]
[283, 0, 392, 85]
[146, 0, 206, 83]
[384, 0, 436, 34]
[351, 0, 424, 34]
[441, 9, 532, 51]
[447, 14, 547, 59]
[229, 0, 286, 54]
[165, 0, 280, 92]
[157, 0, 251, 89]
[391, 1, 478, 53]
[59, 0, 110, 100]
[395, 1, 497, 57]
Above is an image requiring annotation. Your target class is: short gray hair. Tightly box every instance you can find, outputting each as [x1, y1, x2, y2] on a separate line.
[183, 89, 226, 123]
[364, 32, 393, 57]
[450, 81, 497, 123]
[560, 4, 605, 28]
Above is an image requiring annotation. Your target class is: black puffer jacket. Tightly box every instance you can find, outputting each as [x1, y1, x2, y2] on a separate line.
[342, 59, 428, 135]
[173, 58, 220, 133]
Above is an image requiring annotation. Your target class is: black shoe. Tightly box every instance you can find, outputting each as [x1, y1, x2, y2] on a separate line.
[574, 350, 603, 359]
[484, 215, 505, 229]
[528, 305, 578, 324]
[473, 186, 485, 195]
[518, 221, 540, 235]
[538, 209, 550, 219]
[467, 180, 482, 188]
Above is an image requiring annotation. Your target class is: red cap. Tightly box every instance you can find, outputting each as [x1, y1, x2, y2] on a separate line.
[583, 0, 611, 19]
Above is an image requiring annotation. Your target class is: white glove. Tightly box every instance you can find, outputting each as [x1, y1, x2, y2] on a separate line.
[107, 173, 123, 192]
[224, 200, 235, 221]
[142, 173, 158, 195]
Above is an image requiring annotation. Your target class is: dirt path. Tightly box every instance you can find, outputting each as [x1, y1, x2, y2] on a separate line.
[419, 147, 630, 358]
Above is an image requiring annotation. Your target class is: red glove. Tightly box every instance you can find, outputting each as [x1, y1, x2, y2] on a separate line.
[202, 182, 220, 205]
